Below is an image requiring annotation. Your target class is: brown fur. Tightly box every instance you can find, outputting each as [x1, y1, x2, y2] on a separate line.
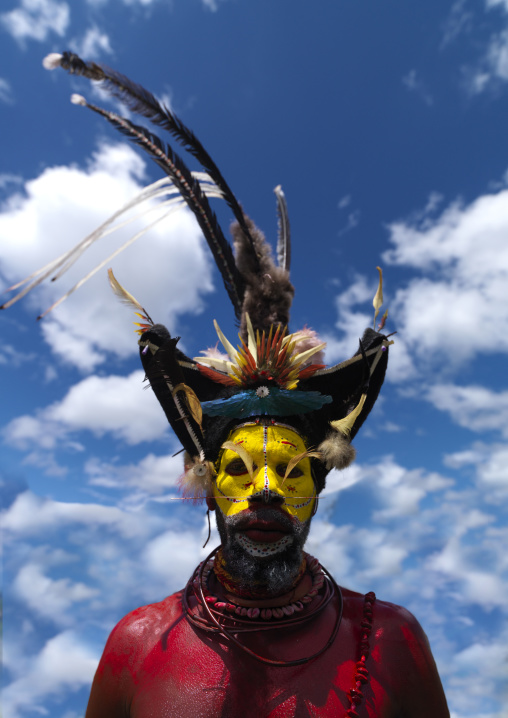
[178, 452, 215, 504]
[231, 217, 295, 340]
[317, 434, 356, 471]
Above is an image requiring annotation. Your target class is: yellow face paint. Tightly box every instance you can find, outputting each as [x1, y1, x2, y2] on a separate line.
[214, 424, 316, 522]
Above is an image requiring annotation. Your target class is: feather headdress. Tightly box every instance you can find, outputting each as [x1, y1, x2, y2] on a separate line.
[3, 52, 392, 495]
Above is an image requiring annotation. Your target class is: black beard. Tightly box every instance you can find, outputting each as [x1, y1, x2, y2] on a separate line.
[214, 507, 311, 596]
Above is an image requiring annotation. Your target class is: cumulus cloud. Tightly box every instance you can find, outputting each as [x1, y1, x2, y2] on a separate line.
[441, 0, 472, 48]
[0, 77, 13, 104]
[464, 1, 508, 91]
[85, 452, 182, 494]
[4, 370, 169, 452]
[323, 272, 415, 382]
[444, 633, 508, 718]
[0, 143, 214, 371]
[402, 69, 434, 105]
[1, 489, 147, 538]
[3, 630, 98, 718]
[70, 24, 113, 57]
[445, 441, 508, 500]
[427, 384, 508, 438]
[143, 528, 206, 589]
[14, 563, 98, 624]
[1, 0, 70, 43]
[381, 185, 508, 374]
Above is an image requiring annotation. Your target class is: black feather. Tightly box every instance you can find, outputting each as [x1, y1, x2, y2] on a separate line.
[231, 216, 294, 339]
[83, 99, 245, 318]
[274, 185, 291, 271]
[59, 52, 260, 271]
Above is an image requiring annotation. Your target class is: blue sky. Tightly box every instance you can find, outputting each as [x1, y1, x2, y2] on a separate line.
[1, 1, 508, 717]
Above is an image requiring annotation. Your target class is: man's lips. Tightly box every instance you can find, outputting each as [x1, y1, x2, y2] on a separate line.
[236, 518, 290, 544]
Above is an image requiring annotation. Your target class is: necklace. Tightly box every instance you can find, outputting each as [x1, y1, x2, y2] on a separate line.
[182, 547, 376, 716]
[183, 546, 342, 665]
[207, 550, 324, 619]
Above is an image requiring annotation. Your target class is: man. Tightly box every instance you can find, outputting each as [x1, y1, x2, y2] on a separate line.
[20, 53, 448, 717]
[84, 419, 449, 716]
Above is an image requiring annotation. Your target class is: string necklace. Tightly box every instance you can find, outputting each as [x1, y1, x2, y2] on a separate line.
[182, 547, 376, 716]
[183, 547, 342, 665]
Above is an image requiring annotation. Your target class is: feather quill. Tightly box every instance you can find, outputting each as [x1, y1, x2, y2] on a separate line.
[373, 266, 383, 329]
[52, 52, 259, 270]
[274, 185, 291, 271]
[220, 441, 255, 480]
[75, 96, 246, 318]
[282, 450, 322, 485]
[108, 269, 154, 332]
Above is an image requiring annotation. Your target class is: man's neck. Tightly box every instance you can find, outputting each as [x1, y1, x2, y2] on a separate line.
[212, 548, 309, 606]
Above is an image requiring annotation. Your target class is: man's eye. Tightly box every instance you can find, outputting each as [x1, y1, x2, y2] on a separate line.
[226, 459, 249, 476]
[276, 464, 303, 479]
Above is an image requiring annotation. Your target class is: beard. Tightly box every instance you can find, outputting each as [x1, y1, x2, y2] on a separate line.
[215, 507, 311, 596]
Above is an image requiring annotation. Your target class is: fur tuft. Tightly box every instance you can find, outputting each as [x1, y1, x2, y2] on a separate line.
[43, 53, 63, 70]
[232, 216, 295, 339]
[317, 434, 356, 471]
[291, 326, 326, 366]
[178, 452, 215, 504]
[199, 343, 229, 361]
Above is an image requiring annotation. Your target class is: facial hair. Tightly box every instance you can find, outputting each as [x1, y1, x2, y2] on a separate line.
[215, 507, 311, 596]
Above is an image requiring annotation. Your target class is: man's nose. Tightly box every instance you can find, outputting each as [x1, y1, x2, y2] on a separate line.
[250, 469, 285, 505]
[248, 487, 285, 506]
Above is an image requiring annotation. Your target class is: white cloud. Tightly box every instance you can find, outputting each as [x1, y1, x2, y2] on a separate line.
[466, 2, 508, 92]
[0, 143, 214, 371]
[85, 452, 182, 494]
[48, 371, 168, 443]
[382, 186, 508, 372]
[14, 563, 98, 624]
[143, 528, 205, 589]
[337, 209, 361, 237]
[70, 24, 113, 57]
[1, 489, 147, 538]
[322, 272, 415, 382]
[1, 0, 70, 43]
[441, 0, 472, 48]
[337, 194, 351, 210]
[446, 441, 508, 499]
[402, 69, 434, 106]
[4, 370, 169, 451]
[427, 384, 508, 438]
[3, 630, 98, 718]
[0, 77, 13, 104]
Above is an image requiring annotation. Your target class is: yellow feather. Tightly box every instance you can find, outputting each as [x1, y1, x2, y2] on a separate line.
[282, 450, 322, 485]
[330, 393, 368, 438]
[373, 266, 383, 328]
[108, 269, 153, 331]
[220, 441, 255, 480]
[172, 383, 203, 428]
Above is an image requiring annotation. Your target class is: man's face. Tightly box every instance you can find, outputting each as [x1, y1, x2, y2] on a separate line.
[212, 424, 316, 590]
[214, 423, 316, 522]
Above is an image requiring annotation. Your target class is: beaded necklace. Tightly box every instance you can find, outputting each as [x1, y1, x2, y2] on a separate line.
[210, 549, 320, 617]
[182, 547, 376, 716]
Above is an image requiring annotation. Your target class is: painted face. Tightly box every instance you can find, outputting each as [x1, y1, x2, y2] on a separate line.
[214, 423, 316, 523]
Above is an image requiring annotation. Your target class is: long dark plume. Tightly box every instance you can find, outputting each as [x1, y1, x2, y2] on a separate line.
[58, 52, 260, 272]
[74, 94, 245, 319]
[274, 185, 291, 271]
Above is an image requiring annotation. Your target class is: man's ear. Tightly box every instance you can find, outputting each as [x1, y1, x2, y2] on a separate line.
[206, 497, 216, 511]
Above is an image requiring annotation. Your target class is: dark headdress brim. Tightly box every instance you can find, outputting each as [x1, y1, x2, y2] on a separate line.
[139, 324, 389, 492]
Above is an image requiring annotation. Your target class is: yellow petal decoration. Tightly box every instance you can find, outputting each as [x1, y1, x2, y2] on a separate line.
[373, 266, 383, 329]
[172, 383, 203, 428]
[108, 268, 154, 335]
[330, 393, 368, 438]
[282, 450, 323, 485]
[220, 441, 255, 480]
